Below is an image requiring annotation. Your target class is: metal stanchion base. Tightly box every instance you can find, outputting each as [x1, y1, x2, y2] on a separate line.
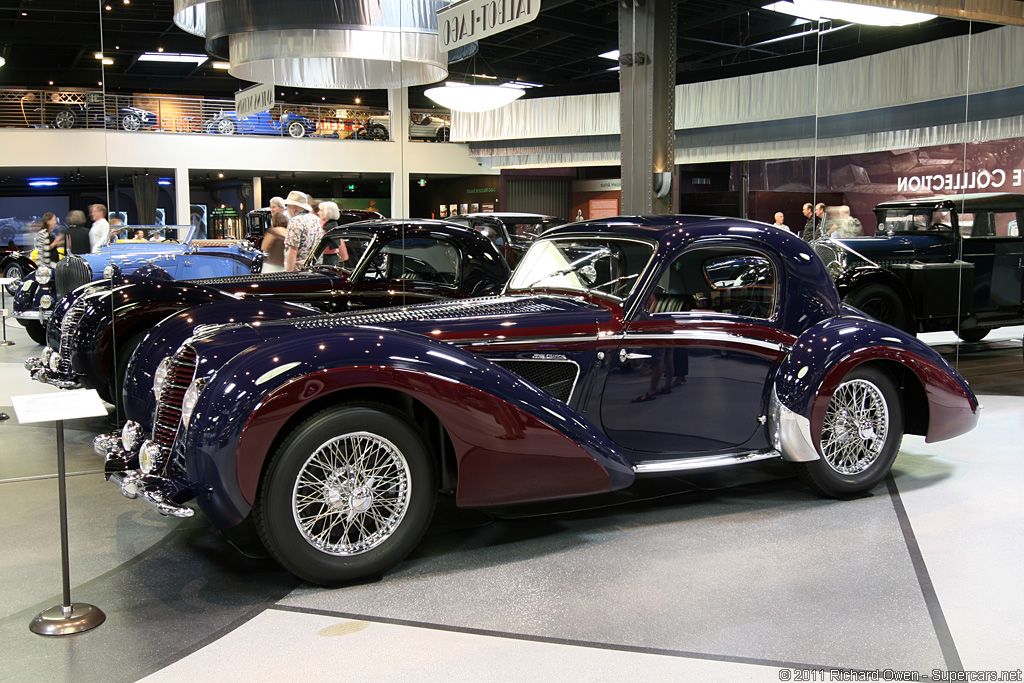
[29, 603, 106, 636]
[0, 340, 14, 346]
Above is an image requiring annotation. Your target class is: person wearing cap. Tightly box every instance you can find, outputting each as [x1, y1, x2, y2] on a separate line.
[283, 190, 323, 272]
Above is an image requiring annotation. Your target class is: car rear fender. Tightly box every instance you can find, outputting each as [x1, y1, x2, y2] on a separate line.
[772, 317, 978, 461]
[180, 326, 633, 529]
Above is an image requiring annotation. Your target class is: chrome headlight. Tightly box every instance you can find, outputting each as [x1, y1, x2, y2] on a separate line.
[121, 421, 143, 451]
[48, 351, 61, 371]
[152, 357, 172, 399]
[180, 380, 202, 428]
[40, 294, 53, 309]
[35, 266, 52, 285]
[138, 440, 165, 475]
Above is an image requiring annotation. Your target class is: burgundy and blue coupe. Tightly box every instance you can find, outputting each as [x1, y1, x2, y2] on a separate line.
[96, 216, 979, 585]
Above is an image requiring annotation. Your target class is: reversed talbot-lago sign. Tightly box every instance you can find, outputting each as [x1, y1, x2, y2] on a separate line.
[235, 82, 275, 120]
[438, 0, 540, 53]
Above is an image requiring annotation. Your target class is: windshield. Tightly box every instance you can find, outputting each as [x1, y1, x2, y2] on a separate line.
[876, 208, 953, 234]
[507, 237, 654, 299]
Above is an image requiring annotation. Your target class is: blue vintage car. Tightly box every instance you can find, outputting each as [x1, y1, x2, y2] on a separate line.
[204, 109, 316, 138]
[12, 226, 263, 346]
[94, 216, 979, 586]
[812, 192, 1024, 341]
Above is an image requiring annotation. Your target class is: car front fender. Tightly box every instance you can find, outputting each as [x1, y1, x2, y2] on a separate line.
[179, 326, 633, 529]
[123, 298, 322, 428]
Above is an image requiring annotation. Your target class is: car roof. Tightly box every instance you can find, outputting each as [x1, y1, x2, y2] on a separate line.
[463, 213, 559, 220]
[323, 218, 489, 240]
[543, 215, 787, 244]
[875, 193, 1024, 212]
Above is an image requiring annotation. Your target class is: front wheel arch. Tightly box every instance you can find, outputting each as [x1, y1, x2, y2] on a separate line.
[797, 364, 904, 498]
[253, 402, 439, 584]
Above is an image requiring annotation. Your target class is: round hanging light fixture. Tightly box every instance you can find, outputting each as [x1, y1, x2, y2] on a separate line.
[173, 0, 449, 89]
[425, 82, 524, 112]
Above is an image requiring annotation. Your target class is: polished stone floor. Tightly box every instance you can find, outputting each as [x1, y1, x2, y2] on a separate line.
[0, 320, 1020, 683]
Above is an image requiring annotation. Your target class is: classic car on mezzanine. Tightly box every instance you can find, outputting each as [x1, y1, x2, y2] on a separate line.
[94, 216, 980, 586]
[204, 109, 317, 138]
[27, 220, 511, 405]
[812, 192, 1024, 341]
[12, 226, 263, 347]
[52, 103, 159, 132]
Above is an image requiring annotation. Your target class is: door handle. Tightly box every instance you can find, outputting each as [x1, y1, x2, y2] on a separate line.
[619, 349, 651, 362]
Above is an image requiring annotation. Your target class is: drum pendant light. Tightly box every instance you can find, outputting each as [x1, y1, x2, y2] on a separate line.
[173, 0, 448, 89]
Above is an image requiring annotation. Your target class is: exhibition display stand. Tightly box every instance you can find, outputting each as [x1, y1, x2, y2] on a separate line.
[11, 389, 109, 636]
[0, 277, 14, 347]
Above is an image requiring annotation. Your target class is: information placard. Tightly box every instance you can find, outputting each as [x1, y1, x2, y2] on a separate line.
[11, 389, 108, 424]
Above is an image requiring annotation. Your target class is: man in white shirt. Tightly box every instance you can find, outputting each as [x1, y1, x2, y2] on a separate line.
[88, 204, 110, 253]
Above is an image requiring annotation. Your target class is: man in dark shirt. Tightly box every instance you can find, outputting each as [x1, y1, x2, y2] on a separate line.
[800, 203, 816, 241]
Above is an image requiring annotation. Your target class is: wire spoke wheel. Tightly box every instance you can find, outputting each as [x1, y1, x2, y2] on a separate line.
[256, 405, 436, 585]
[797, 365, 903, 498]
[291, 432, 411, 556]
[820, 379, 888, 474]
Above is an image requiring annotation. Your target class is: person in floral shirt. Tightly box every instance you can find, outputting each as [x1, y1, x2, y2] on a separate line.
[283, 190, 323, 271]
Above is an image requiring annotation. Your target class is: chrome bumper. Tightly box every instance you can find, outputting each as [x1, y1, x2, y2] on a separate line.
[24, 352, 82, 390]
[15, 310, 40, 321]
[94, 431, 194, 519]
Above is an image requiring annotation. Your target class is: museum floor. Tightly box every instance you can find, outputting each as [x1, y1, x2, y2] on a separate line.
[0, 320, 1021, 683]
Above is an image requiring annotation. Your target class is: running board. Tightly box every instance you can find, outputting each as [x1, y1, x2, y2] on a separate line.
[633, 449, 782, 474]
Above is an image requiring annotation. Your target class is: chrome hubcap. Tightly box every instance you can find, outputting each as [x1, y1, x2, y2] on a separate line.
[821, 379, 888, 475]
[292, 432, 410, 556]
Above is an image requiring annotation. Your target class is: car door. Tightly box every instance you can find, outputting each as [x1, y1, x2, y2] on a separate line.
[958, 209, 1024, 315]
[600, 245, 786, 457]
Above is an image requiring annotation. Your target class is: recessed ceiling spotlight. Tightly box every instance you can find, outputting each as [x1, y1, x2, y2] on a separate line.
[354, 97, 361, 104]
[157, 47, 164, 52]
[218, 172, 224, 178]
[102, 58, 113, 65]
[49, 80, 54, 85]
[94, 53, 104, 60]
[105, 4, 112, 9]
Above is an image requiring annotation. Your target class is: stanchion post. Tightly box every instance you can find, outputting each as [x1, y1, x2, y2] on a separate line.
[11, 391, 109, 636]
[0, 278, 14, 347]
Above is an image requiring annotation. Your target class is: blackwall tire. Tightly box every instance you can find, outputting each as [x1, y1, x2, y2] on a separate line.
[955, 328, 989, 343]
[797, 365, 903, 498]
[121, 113, 142, 131]
[843, 284, 913, 334]
[20, 320, 46, 346]
[4, 262, 24, 295]
[254, 404, 437, 585]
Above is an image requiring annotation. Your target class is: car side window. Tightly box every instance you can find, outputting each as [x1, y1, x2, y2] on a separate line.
[650, 250, 776, 319]
[960, 211, 1023, 238]
[380, 237, 461, 286]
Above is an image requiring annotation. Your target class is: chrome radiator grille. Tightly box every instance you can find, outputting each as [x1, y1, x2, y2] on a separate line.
[152, 345, 198, 449]
[57, 297, 89, 375]
[812, 242, 840, 269]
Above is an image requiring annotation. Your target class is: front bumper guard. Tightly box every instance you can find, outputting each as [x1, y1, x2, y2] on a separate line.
[24, 354, 82, 390]
[94, 431, 194, 519]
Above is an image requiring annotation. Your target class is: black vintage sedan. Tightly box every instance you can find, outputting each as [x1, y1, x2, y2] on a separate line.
[27, 220, 510, 404]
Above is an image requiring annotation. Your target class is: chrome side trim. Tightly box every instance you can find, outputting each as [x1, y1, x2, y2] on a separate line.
[769, 387, 819, 462]
[622, 330, 791, 353]
[459, 335, 600, 347]
[633, 449, 781, 474]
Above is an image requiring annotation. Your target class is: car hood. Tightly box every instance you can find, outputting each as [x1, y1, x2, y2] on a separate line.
[186, 269, 341, 295]
[240, 294, 611, 346]
[829, 234, 950, 262]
